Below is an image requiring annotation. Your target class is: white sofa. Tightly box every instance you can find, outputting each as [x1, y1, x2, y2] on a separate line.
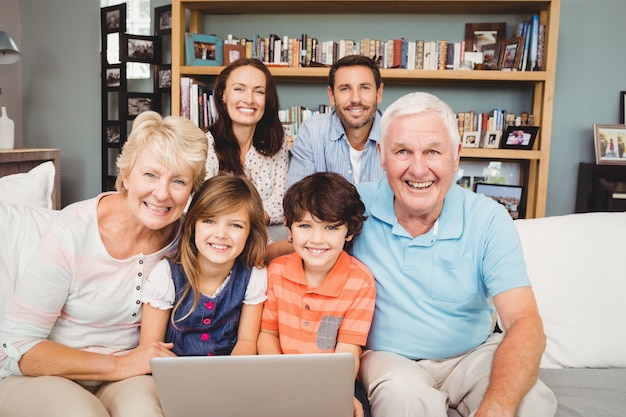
[1, 189, 625, 415]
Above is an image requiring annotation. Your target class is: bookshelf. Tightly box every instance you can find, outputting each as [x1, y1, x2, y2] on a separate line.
[171, 0, 560, 218]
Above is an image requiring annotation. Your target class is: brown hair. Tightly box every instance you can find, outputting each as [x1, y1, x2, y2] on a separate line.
[209, 58, 284, 175]
[283, 172, 366, 250]
[328, 55, 382, 90]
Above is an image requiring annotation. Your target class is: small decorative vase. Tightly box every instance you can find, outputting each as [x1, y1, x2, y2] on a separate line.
[0, 106, 15, 149]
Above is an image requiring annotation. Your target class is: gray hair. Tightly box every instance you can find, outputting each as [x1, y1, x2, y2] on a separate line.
[379, 92, 460, 157]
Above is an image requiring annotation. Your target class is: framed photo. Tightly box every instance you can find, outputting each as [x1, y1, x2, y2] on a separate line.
[482, 130, 502, 148]
[185, 33, 223, 66]
[462, 131, 480, 148]
[101, 4, 126, 33]
[481, 42, 501, 70]
[121, 34, 162, 64]
[104, 64, 126, 90]
[620, 91, 626, 124]
[464, 22, 506, 53]
[498, 37, 524, 70]
[475, 183, 525, 219]
[154, 64, 172, 92]
[154, 4, 172, 36]
[500, 126, 539, 150]
[105, 122, 126, 146]
[124, 93, 160, 119]
[593, 124, 626, 165]
[223, 44, 245, 65]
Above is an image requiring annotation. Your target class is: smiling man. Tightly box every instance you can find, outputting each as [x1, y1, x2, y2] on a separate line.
[286, 55, 385, 188]
[352, 92, 557, 417]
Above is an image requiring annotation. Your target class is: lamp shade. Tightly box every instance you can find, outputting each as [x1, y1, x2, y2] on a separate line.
[0, 31, 21, 64]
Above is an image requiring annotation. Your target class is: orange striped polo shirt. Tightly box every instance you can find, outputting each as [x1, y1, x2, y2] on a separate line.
[261, 250, 376, 354]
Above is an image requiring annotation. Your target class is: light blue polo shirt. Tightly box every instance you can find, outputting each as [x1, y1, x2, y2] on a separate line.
[352, 180, 530, 360]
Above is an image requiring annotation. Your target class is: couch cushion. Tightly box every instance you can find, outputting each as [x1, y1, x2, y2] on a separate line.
[0, 202, 58, 323]
[0, 161, 55, 209]
[514, 212, 626, 369]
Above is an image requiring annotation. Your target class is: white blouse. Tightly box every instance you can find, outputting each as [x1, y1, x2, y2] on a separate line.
[205, 132, 289, 225]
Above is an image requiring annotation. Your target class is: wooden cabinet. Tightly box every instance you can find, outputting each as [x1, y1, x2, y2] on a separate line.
[171, 0, 560, 218]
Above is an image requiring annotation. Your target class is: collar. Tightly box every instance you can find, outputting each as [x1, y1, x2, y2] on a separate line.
[281, 250, 351, 297]
[369, 180, 464, 242]
[329, 109, 383, 144]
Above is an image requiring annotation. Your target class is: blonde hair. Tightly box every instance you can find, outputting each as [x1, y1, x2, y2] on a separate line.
[171, 174, 268, 324]
[116, 111, 208, 195]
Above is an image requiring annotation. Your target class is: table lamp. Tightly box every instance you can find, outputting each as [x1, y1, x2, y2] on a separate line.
[0, 30, 21, 149]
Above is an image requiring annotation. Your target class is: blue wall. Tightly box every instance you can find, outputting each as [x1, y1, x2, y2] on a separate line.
[14, 0, 626, 215]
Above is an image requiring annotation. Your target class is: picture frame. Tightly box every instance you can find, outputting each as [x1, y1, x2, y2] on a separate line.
[464, 22, 506, 53]
[101, 4, 126, 33]
[482, 130, 502, 148]
[124, 93, 160, 119]
[105, 121, 126, 146]
[593, 124, 626, 165]
[223, 43, 245, 65]
[500, 125, 539, 150]
[498, 37, 524, 70]
[104, 64, 126, 90]
[154, 64, 172, 92]
[620, 91, 626, 124]
[154, 4, 172, 36]
[462, 131, 480, 148]
[481, 42, 501, 70]
[475, 182, 525, 219]
[121, 34, 162, 64]
[185, 33, 223, 66]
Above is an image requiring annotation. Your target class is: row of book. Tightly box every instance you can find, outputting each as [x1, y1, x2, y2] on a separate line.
[199, 14, 545, 71]
[180, 77, 216, 131]
[457, 109, 536, 146]
[180, 78, 536, 148]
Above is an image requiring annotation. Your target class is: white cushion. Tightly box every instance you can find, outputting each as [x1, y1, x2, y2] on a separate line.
[0, 202, 58, 323]
[514, 212, 626, 369]
[0, 161, 55, 209]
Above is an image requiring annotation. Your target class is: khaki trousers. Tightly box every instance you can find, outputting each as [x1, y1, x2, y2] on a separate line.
[359, 333, 557, 417]
[0, 375, 163, 417]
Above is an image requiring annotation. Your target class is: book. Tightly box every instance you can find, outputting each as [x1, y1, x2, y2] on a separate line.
[446, 41, 455, 70]
[415, 40, 425, 69]
[407, 41, 416, 69]
[536, 24, 545, 71]
[529, 14, 540, 70]
[437, 40, 448, 70]
[180, 76, 191, 120]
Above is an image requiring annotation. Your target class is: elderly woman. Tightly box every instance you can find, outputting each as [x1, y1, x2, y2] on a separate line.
[0, 111, 208, 417]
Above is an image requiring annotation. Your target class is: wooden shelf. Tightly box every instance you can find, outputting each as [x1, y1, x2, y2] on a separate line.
[172, 0, 560, 218]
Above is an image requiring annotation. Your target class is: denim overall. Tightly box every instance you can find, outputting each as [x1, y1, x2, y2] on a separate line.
[165, 260, 252, 356]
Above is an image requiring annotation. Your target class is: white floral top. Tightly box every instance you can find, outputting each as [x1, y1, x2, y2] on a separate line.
[205, 132, 289, 225]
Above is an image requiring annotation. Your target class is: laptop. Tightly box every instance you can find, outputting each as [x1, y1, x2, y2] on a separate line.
[150, 353, 355, 417]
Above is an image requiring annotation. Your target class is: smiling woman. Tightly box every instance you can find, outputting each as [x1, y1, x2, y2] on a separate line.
[0, 111, 208, 417]
[204, 58, 288, 227]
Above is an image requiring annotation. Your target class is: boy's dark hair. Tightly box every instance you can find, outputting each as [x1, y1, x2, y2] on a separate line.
[283, 172, 366, 249]
[328, 55, 382, 90]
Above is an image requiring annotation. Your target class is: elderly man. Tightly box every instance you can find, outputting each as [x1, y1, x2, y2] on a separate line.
[352, 92, 557, 417]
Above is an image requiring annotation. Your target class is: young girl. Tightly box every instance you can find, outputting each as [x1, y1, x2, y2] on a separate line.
[140, 174, 268, 356]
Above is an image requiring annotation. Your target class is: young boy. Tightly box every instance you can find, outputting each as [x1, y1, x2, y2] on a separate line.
[258, 172, 376, 417]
